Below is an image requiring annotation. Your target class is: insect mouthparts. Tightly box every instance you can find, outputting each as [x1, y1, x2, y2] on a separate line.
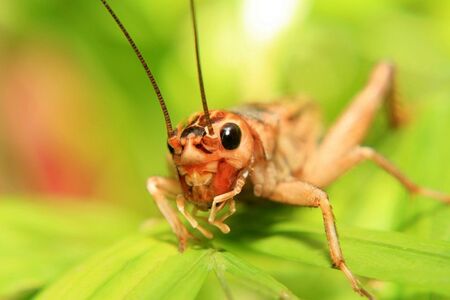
[185, 172, 213, 187]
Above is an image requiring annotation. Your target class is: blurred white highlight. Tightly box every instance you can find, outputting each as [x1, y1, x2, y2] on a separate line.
[243, 0, 299, 42]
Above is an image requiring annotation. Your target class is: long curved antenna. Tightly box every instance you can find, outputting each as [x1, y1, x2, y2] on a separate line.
[99, 0, 174, 137]
[190, 0, 214, 135]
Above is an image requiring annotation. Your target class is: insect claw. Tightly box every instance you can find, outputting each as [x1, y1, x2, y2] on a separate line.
[357, 287, 375, 300]
[177, 231, 199, 252]
[356, 283, 375, 299]
[175, 224, 197, 252]
[196, 226, 214, 239]
[177, 236, 188, 252]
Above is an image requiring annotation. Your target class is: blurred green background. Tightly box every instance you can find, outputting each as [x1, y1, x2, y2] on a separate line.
[1, 0, 450, 211]
[1, 0, 450, 299]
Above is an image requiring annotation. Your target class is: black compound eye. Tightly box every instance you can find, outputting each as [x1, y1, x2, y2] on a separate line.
[181, 126, 205, 138]
[220, 123, 241, 150]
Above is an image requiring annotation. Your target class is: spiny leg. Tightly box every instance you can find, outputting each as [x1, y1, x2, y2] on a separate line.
[266, 179, 374, 299]
[147, 176, 192, 251]
[176, 195, 213, 239]
[329, 146, 450, 203]
[305, 62, 404, 187]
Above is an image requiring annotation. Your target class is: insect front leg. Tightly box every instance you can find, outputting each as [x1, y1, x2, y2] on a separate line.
[265, 179, 374, 300]
[147, 176, 192, 251]
[176, 195, 214, 239]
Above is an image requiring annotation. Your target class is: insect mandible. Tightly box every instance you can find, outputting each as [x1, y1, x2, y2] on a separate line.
[99, 0, 450, 299]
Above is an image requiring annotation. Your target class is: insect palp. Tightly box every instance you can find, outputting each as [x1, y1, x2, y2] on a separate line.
[99, 0, 175, 137]
[189, 0, 214, 135]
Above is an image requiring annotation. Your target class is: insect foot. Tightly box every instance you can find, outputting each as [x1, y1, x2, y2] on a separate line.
[411, 186, 450, 204]
[355, 285, 374, 300]
[339, 263, 374, 299]
[338, 260, 375, 299]
[353, 147, 450, 205]
[177, 229, 193, 252]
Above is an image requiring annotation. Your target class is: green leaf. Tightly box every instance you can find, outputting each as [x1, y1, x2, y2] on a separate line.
[2, 199, 450, 299]
[0, 198, 142, 299]
[216, 215, 450, 297]
[35, 236, 297, 300]
[214, 251, 296, 299]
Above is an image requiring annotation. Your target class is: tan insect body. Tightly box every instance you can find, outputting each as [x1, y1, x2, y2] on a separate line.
[154, 66, 450, 300]
[100, 1, 450, 299]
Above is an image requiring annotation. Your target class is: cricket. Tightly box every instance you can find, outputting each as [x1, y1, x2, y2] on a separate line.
[100, 0, 450, 298]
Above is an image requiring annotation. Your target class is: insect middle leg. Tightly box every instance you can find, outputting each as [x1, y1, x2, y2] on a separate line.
[266, 179, 374, 299]
[323, 146, 450, 203]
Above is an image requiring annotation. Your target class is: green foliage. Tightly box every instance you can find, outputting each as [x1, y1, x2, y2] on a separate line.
[34, 236, 296, 300]
[218, 219, 450, 296]
[1, 198, 450, 300]
[1, 0, 450, 299]
[0, 198, 141, 299]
